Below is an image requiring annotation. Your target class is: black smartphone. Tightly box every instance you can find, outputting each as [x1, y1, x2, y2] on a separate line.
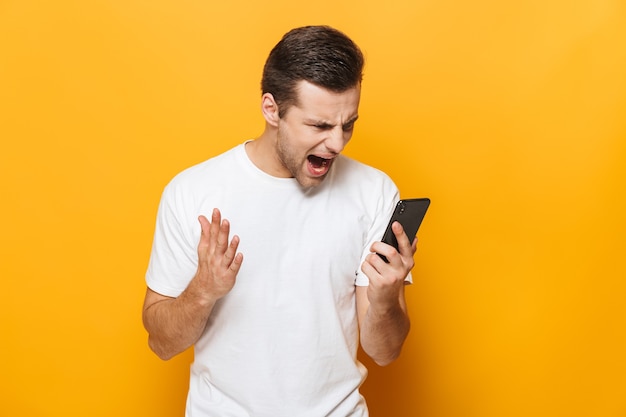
[378, 198, 430, 262]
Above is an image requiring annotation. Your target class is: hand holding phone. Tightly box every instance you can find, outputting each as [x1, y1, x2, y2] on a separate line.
[378, 198, 430, 262]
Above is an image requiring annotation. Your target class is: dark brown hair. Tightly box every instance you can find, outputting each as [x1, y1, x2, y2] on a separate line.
[261, 25, 364, 117]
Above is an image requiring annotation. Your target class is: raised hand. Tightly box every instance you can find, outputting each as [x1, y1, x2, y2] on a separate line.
[195, 208, 244, 302]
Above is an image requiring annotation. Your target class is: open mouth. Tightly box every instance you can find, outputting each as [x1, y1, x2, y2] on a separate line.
[307, 155, 332, 176]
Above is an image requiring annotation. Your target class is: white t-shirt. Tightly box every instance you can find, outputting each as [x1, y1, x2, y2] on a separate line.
[146, 143, 404, 417]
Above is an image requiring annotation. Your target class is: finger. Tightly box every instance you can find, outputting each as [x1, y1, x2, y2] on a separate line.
[221, 234, 241, 268]
[370, 240, 396, 264]
[361, 252, 388, 281]
[214, 218, 231, 255]
[229, 252, 244, 274]
[392, 221, 414, 256]
[197, 215, 211, 257]
[368, 251, 395, 275]
[198, 215, 211, 240]
[208, 208, 222, 250]
[361, 257, 381, 283]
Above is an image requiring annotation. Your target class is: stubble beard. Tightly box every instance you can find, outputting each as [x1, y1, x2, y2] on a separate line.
[276, 128, 325, 189]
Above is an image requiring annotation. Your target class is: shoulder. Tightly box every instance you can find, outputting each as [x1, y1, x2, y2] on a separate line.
[332, 155, 397, 190]
[164, 145, 242, 192]
[172, 145, 241, 184]
[325, 155, 400, 217]
[157, 144, 244, 210]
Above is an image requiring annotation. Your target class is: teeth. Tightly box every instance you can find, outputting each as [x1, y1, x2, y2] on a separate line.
[308, 155, 330, 168]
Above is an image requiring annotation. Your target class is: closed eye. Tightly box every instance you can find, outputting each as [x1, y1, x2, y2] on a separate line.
[313, 123, 333, 130]
[343, 116, 358, 132]
[307, 116, 358, 132]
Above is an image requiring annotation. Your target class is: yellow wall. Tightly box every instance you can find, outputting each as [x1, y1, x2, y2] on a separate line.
[1, 1, 625, 416]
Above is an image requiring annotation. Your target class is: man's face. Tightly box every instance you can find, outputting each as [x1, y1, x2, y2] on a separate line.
[275, 80, 361, 188]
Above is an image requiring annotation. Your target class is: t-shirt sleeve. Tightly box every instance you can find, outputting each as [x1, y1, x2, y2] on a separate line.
[145, 181, 199, 297]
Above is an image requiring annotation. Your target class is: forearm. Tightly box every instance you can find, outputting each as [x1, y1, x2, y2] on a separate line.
[143, 211, 242, 360]
[142, 281, 217, 360]
[360, 294, 410, 366]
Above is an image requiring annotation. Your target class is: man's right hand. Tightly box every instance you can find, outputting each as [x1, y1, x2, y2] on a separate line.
[195, 208, 244, 303]
[142, 208, 243, 360]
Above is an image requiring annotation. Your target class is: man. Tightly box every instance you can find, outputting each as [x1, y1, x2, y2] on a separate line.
[143, 25, 416, 416]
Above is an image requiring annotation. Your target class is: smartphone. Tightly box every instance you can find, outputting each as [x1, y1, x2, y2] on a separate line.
[378, 198, 430, 262]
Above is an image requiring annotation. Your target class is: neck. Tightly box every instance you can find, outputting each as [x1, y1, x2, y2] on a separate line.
[245, 128, 288, 178]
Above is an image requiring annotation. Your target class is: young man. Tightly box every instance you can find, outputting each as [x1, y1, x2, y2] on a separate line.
[143, 25, 416, 416]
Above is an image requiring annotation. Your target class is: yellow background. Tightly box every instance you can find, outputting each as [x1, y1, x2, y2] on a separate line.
[1, 0, 625, 416]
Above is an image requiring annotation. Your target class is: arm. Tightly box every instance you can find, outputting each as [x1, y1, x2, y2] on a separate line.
[357, 221, 415, 366]
[142, 209, 243, 360]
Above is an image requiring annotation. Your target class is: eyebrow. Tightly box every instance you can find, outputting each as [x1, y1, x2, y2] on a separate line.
[344, 115, 359, 126]
[307, 115, 359, 128]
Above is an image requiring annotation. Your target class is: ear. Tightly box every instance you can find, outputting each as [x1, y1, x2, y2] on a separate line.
[261, 93, 280, 126]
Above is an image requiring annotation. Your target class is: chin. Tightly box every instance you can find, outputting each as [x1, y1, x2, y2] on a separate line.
[295, 174, 326, 189]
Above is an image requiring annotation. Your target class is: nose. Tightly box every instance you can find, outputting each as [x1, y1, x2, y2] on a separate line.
[324, 127, 350, 155]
